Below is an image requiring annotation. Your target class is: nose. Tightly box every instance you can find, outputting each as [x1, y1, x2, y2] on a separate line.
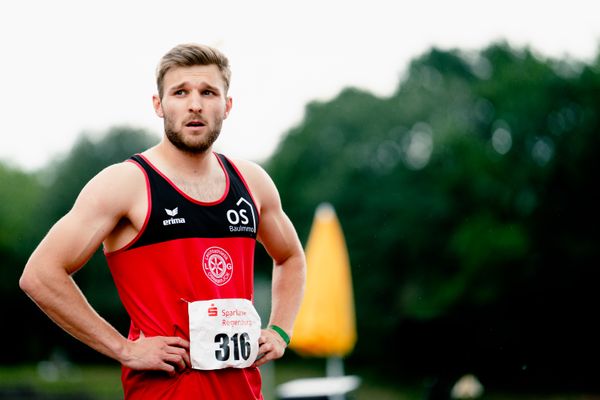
[188, 92, 202, 113]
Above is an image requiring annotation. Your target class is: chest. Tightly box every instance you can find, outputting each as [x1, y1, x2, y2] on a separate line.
[128, 155, 259, 250]
[171, 175, 227, 203]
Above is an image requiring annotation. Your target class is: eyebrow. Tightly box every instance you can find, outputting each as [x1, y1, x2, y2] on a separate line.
[168, 81, 221, 93]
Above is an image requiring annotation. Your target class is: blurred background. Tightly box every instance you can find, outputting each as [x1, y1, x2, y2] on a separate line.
[1, 1, 600, 399]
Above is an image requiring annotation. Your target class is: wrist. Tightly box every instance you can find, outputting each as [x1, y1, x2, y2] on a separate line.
[269, 324, 291, 346]
[113, 336, 132, 365]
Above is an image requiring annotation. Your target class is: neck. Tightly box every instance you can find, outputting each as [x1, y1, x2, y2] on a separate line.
[144, 138, 227, 203]
[147, 138, 217, 177]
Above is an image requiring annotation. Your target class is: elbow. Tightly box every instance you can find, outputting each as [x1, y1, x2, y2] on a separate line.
[19, 264, 43, 298]
[19, 269, 35, 296]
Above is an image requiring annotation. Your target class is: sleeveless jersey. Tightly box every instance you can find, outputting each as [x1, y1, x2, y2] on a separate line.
[105, 153, 263, 400]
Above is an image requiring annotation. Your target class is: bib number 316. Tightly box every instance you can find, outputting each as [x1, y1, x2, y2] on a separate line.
[215, 332, 251, 361]
[189, 298, 261, 370]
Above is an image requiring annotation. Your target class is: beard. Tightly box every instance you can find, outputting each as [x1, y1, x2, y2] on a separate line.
[164, 115, 223, 154]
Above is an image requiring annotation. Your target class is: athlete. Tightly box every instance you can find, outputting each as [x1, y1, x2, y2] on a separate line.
[19, 43, 306, 399]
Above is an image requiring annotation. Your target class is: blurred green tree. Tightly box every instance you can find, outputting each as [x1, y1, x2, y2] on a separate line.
[0, 162, 42, 289]
[0, 161, 46, 363]
[267, 42, 600, 387]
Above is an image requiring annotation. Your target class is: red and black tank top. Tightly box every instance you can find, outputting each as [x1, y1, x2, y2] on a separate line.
[125, 153, 259, 250]
[104, 153, 263, 400]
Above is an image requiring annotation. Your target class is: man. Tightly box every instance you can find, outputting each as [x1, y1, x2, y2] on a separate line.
[19, 43, 306, 399]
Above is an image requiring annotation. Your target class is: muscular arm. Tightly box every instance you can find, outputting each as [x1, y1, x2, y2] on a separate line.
[237, 160, 306, 366]
[19, 163, 189, 373]
[260, 203, 306, 336]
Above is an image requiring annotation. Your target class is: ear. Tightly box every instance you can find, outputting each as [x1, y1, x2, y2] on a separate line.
[224, 96, 233, 119]
[152, 94, 164, 118]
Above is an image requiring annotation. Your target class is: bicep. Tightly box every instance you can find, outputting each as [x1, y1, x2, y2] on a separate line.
[255, 180, 303, 265]
[258, 207, 303, 265]
[34, 203, 117, 275]
[27, 168, 129, 275]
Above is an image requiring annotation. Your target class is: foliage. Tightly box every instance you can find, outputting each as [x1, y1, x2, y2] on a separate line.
[267, 42, 600, 387]
[0, 162, 42, 292]
[0, 161, 46, 366]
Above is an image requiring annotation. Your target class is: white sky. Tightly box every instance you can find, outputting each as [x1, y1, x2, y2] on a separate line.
[1, 0, 599, 170]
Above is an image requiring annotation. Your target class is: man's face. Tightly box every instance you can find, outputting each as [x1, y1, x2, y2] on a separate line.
[153, 65, 232, 154]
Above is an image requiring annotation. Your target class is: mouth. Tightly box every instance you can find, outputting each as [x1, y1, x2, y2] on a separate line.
[185, 120, 206, 128]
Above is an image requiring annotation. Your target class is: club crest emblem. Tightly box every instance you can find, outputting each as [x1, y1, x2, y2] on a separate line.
[202, 247, 233, 286]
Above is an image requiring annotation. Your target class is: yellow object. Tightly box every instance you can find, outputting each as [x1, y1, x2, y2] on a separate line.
[290, 203, 357, 357]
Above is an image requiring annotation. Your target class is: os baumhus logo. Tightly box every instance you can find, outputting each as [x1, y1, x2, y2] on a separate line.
[202, 247, 233, 286]
[226, 197, 256, 234]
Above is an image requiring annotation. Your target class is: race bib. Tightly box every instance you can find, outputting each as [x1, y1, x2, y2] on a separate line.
[188, 298, 261, 370]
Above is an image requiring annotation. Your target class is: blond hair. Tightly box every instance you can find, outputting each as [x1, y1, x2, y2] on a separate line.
[156, 43, 231, 98]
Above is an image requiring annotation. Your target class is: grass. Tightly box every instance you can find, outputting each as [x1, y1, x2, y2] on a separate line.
[0, 364, 123, 399]
[1, 362, 598, 399]
[0, 361, 410, 399]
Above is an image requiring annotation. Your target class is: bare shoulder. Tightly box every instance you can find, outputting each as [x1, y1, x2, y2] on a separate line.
[229, 158, 280, 211]
[83, 161, 144, 195]
[75, 160, 146, 215]
[229, 158, 269, 180]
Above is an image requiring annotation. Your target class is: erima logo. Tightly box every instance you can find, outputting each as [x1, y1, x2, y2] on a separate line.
[163, 207, 186, 226]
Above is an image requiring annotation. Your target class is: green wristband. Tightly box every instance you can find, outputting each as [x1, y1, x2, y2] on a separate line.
[269, 325, 290, 346]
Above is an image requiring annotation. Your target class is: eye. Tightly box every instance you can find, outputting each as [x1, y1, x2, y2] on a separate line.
[174, 89, 187, 96]
[202, 90, 215, 96]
